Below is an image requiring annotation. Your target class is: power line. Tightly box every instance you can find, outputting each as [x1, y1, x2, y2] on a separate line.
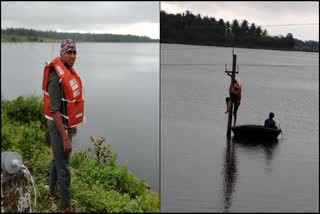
[161, 63, 319, 68]
[161, 47, 220, 51]
[259, 23, 319, 27]
[162, 63, 226, 66]
[239, 63, 318, 68]
[160, 23, 319, 28]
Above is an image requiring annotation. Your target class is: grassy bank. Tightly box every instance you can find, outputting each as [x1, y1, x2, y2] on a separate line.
[1, 34, 61, 43]
[1, 95, 159, 212]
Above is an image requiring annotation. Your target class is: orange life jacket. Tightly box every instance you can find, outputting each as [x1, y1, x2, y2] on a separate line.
[231, 82, 242, 103]
[42, 57, 84, 128]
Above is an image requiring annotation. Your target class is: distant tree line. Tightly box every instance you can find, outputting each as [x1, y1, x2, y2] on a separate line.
[160, 10, 318, 52]
[293, 39, 319, 52]
[1, 28, 158, 43]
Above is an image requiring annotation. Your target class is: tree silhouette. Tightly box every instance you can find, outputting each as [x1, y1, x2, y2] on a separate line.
[1, 28, 158, 43]
[160, 10, 318, 51]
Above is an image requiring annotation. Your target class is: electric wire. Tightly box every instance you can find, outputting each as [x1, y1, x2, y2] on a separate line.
[260, 23, 319, 27]
[160, 23, 319, 29]
[161, 63, 318, 68]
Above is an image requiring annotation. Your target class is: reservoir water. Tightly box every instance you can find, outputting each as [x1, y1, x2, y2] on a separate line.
[1, 42, 159, 193]
[161, 44, 319, 212]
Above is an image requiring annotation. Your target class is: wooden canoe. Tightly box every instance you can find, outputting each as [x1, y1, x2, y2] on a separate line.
[231, 124, 282, 140]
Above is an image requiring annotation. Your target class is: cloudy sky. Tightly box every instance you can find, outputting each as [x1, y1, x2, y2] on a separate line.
[161, 1, 319, 41]
[1, 2, 160, 39]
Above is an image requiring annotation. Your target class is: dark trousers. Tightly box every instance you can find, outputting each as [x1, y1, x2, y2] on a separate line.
[225, 97, 240, 116]
[47, 120, 73, 208]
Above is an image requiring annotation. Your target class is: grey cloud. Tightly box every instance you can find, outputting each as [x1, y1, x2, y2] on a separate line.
[161, 1, 318, 23]
[2, 2, 159, 30]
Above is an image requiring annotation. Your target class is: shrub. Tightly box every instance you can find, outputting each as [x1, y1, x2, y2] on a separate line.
[1, 95, 159, 213]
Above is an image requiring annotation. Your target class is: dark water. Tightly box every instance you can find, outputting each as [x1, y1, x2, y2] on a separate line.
[161, 44, 319, 212]
[1, 42, 159, 193]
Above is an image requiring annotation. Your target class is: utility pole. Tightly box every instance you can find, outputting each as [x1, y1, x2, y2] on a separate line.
[225, 49, 238, 140]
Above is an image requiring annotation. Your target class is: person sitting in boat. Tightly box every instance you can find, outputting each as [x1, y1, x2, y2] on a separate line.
[225, 79, 242, 127]
[264, 112, 278, 129]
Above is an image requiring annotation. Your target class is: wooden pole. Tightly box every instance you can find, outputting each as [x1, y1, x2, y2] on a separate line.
[226, 50, 237, 140]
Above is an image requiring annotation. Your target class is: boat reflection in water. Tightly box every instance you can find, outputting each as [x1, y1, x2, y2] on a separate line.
[221, 137, 280, 212]
[233, 137, 280, 167]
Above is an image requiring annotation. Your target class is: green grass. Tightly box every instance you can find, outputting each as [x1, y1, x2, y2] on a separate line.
[1, 34, 61, 43]
[1, 95, 160, 212]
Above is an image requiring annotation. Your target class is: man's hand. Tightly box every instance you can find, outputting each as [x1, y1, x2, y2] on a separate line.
[63, 137, 72, 153]
[72, 127, 77, 137]
[51, 111, 73, 153]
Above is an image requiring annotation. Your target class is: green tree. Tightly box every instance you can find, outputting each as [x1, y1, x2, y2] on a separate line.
[225, 21, 231, 41]
[248, 23, 256, 35]
[231, 19, 241, 37]
[240, 19, 249, 35]
[262, 29, 268, 38]
[159, 10, 318, 51]
[255, 26, 262, 38]
[285, 33, 295, 48]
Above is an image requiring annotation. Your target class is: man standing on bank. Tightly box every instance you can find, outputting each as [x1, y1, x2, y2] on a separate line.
[42, 39, 84, 213]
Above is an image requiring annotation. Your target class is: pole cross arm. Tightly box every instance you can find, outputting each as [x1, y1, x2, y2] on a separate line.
[225, 70, 238, 74]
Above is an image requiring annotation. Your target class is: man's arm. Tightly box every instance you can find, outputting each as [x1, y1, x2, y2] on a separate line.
[52, 112, 72, 152]
[272, 120, 277, 129]
[47, 69, 72, 153]
[238, 85, 242, 103]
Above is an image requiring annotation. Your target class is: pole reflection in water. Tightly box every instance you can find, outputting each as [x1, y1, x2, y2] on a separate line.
[222, 139, 238, 212]
[221, 137, 280, 212]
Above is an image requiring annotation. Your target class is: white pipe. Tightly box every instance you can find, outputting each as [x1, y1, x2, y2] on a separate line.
[22, 164, 37, 210]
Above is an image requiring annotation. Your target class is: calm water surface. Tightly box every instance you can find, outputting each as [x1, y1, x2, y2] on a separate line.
[1, 42, 159, 193]
[161, 44, 319, 212]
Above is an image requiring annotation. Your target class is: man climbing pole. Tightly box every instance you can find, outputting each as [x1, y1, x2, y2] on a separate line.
[225, 79, 242, 127]
[225, 49, 240, 139]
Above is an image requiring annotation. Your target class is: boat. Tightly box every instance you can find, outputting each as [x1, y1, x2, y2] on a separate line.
[231, 124, 282, 140]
